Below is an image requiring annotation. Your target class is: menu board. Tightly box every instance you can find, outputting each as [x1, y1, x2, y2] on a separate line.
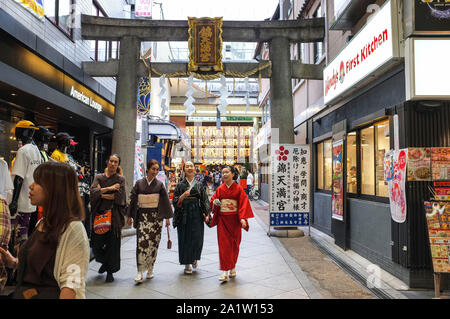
[407, 148, 432, 181]
[434, 182, 450, 201]
[431, 148, 450, 181]
[332, 140, 344, 221]
[424, 202, 450, 273]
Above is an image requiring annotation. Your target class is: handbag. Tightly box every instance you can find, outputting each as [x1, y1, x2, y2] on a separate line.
[93, 210, 112, 235]
[167, 225, 172, 249]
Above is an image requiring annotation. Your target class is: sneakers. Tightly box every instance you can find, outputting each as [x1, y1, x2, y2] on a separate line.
[229, 268, 236, 278]
[184, 265, 193, 274]
[218, 271, 229, 282]
[134, 272, 143, 283]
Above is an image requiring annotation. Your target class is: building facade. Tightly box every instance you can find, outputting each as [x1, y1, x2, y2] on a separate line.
[0, 0, 128, 173]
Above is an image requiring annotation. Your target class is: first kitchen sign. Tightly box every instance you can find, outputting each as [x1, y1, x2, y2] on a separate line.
[323, 0, 400, 105]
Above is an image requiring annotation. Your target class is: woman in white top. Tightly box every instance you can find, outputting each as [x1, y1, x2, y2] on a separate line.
[0, 161, 89, 299]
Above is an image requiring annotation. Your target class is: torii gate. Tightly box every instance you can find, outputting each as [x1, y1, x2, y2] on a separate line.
[81, 14, 324, 192]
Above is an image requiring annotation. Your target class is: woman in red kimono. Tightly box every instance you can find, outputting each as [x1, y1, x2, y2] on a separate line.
[208, 165, 254, 282]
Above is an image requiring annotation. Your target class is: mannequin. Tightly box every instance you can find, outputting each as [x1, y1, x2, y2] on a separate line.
[35, 126, 54, 163]
[9, 120, 42, 251]
[67, 139, 80, 171]
[51, 132, 72, 164]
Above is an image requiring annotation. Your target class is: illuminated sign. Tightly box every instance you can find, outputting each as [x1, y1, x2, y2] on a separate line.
[323, 0, 399, 105]
[70, 86, 103, 112]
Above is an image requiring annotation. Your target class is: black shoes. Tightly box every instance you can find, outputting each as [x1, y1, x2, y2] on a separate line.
[98, 264, 107, 274]
[105, 272, 114, 283]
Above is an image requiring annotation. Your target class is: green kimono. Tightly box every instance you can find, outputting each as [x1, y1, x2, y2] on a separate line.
[173, 178, 210, 265]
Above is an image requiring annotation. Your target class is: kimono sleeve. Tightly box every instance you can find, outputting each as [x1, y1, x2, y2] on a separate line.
[158, 182, 174, 219]
[128, 180, 139, 220]
[172, 182, 183, 209]
[89, 174, 102, 208]
[114, 176, 126, 207]
[208, 187, 220, 228]
[238, 186, 254, 231]
[199, 184, 211, 216]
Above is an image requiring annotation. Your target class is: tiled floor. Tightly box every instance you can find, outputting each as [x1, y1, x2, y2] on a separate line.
[85, 213, 313, 299]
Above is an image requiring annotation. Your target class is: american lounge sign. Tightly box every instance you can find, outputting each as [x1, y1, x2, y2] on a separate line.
[323, 0, 400, 105]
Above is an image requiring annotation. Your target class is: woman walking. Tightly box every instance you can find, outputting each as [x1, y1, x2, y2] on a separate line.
[0, 162, 89, 298]
[173, 161, 210, 274]
[208, 165, 254, 282]
[90, 154, 127, 283]
[128, 160, 173, 283]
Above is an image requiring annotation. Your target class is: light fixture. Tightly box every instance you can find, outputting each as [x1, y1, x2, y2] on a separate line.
[11, 93, 16, 96]
[46, 107, 51, 110]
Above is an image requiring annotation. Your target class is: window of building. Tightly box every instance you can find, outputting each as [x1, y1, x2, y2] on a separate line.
[346, 118, 391, 198]
[44, 0, 74, 37]
[347, 132, 357, 193]
[313, 5, 324, 64]
[90, 1, 119, 61]
[317, 139, 332, 191]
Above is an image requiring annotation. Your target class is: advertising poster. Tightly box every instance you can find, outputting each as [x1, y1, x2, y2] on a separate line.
[332, 140, 344, 221]
[431, 148, 450, 181]
[434, 182, 450, 201]
[135, 0, 153, 17]
[270, 144, 310, 227]
[407, 148, 432, 181]
[14, 0, 44, 20]
[385, 149, 408, 223]
[415, 0, 450, 33]
[424, 202, 450, 273]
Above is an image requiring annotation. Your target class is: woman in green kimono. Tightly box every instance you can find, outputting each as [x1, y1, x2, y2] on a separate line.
[173, 161, 210, 274]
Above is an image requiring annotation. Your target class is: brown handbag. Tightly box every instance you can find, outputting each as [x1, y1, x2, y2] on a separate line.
[167, 225, 172, 249]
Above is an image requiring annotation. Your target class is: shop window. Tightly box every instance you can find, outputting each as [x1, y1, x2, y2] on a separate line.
[317, 139, 332, 191]
[361, 126, 375, 195]
[44, 0, 74, 37]
[375, 119, 390, 197]
[347, 132, 357, 193]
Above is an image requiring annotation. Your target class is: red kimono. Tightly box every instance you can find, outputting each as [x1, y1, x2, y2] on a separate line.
[209, 182, 254, 271]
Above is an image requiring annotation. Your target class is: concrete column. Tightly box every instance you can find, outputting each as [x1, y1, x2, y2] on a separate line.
[269, 37, 294, 144]
[112, 36, 140, 195]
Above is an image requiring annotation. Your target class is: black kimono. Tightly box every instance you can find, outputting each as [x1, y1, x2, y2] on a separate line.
[129, 177, 173, 273]
[172, 178, 210, 265]
[90, 173, 126, 274]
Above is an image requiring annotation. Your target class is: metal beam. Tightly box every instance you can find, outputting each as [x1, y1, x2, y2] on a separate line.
[83, 60, 322, 79]
[81, 15, 325, 43]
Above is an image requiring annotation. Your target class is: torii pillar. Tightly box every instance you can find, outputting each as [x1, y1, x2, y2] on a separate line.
[113, 36, 140, 193]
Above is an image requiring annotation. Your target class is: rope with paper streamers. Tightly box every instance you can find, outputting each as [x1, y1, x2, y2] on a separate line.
[146, 61, 272, 80]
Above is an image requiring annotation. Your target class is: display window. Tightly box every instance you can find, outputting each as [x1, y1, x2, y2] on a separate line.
[317, 139, 332, 191]
[346, 132, 357, 193]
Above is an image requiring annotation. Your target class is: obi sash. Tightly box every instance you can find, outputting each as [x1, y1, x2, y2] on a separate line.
[138, 194, 160, 209]
[220, 199, 238, 214]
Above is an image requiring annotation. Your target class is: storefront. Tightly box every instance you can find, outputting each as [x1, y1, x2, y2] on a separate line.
[312, 0, 450, 288]
[0, 25, 115, 173]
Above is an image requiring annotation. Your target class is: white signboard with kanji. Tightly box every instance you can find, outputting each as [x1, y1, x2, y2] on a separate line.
[270, 144, 310, 226]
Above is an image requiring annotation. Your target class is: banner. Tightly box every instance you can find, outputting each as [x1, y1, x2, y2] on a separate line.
[332, 140, 344, 221]
[135, 0, 153, 17]
[424, 202, 450, 273]
[270, 144, 310, 227]
[385, 149, 408, 223]
[15, 0, 45, 20]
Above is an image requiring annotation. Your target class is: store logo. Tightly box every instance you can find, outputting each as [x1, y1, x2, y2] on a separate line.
[422, 0, 450, 19]
[339, 61, 345, 84]
[70, 86, 103, 113]
[275, 145, 289, 161]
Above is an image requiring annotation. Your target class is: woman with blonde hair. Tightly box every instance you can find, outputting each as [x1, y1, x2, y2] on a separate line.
[0, 161, 89, 298]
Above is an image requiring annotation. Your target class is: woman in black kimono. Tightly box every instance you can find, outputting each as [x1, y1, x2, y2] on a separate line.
[173, 161, 210, 274]
[90, 154, 128, 283]
[128, 160, 173, 283]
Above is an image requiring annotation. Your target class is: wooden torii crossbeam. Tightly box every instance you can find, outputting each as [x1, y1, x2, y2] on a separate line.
[80, 14, 325, 192]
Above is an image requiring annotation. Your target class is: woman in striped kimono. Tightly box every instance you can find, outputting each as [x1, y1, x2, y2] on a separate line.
[128, 160, 173, 283]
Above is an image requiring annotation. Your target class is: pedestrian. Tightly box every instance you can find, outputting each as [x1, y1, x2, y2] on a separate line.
[0, 161, 90, 299]
[246, 170, 254, 198]
[128, 159, 173, 283]
[90, 154, 127, 283]
[172, 161, 210, 275]
[208, 165, 254, 282]
[213, 169, 221, 191]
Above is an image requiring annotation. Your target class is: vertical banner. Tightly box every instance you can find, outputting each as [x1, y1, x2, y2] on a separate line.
[135, 0, 153, 17]
[385, 149, 408, 223]
[270, 144, 310, 226]
[332, 140, 344, 221]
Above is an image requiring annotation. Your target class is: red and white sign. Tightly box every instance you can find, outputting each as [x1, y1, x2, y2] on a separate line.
[135, 0, 153, 17]
[323, 0, 398, 105]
